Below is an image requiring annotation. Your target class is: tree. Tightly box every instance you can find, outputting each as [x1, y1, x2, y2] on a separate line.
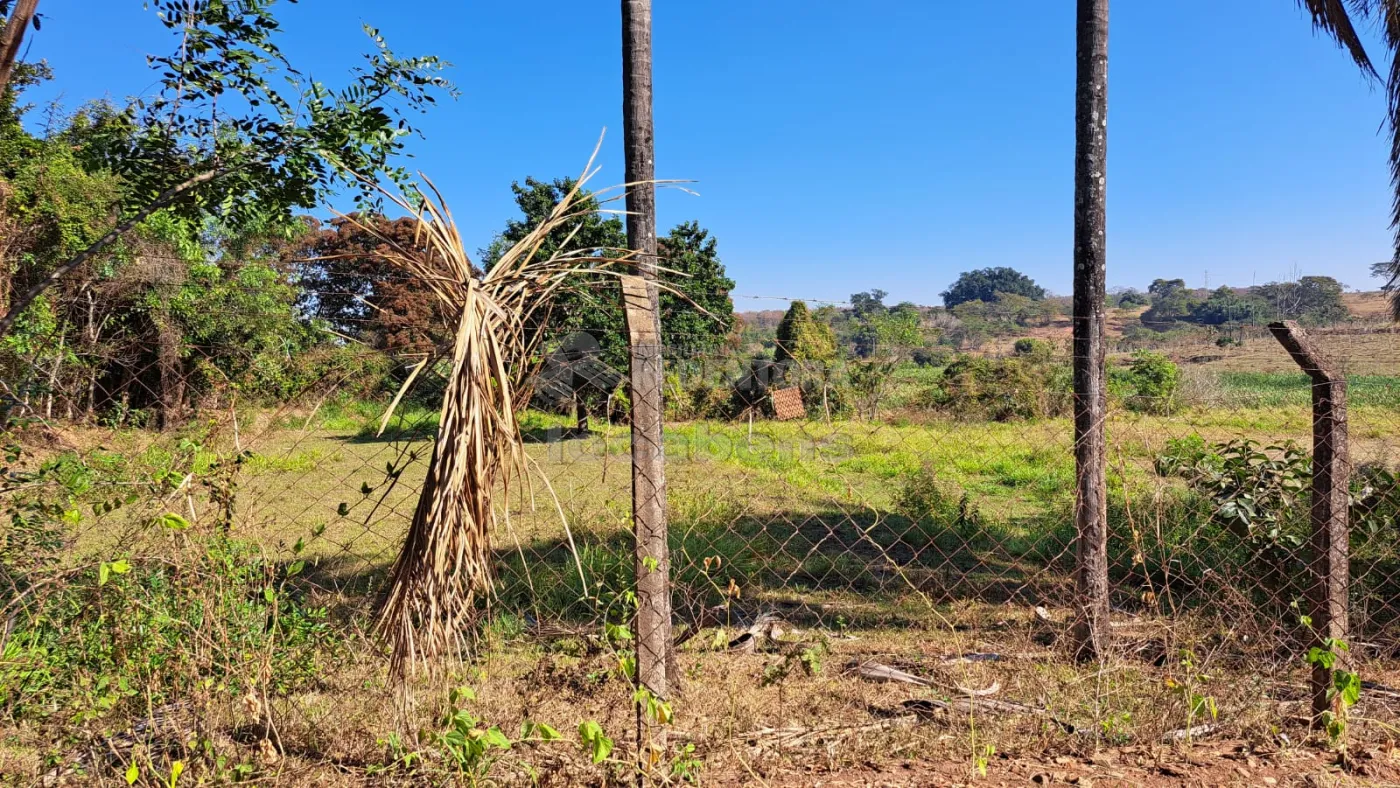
[1071, 0, 1111, 661]
[1114, 288, 1149, 308]
[1256, 275, 1348, 324]
[1191, 286, 1263, 326]
[482, 178, 733, 428]
[774, 300, 835, 364]
[941, 267, 1046, 308]
[848, 289, 890, 358]
[295, 214, 458, 355]
[850, 289, 888, 318]
[484, 181, 735, 360]
[0, 0, 452, 339]
[1141, 278, 1198, 328]
[657, 220, 735, 356]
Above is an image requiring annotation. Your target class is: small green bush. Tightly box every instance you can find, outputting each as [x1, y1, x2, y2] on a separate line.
[1, 535, 331, 723]
[1012, 338, 1052, 359]
[911, 347, 949, 367]
[893, 465, 989, 548]
[933, 354, 1071, 421]
[1118, 350, 1179, 413]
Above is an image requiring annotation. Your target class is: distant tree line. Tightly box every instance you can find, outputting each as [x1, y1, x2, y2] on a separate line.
[1129, 276, 1349, 329]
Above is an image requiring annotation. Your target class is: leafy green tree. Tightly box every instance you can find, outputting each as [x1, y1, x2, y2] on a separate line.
[1141, 278, 1199, 328]
[481, 177, 734, 428]
[483, 179, 734, 363]
[657, 221, 736, 357]
[1114, 289, 1150, 308]
[0, 0, 453, 337]
[1255, 276, 1348, 324]
[774, 300, 835, 364]
[940, 267, 1046, 308]
[850, 289, 888, 319]
[1190, 286, 1263, 326]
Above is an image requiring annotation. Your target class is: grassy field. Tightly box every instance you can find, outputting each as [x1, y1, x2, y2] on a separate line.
[6, 355, 1400, 785]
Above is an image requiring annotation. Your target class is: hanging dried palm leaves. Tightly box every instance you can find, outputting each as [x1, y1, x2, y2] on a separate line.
[342, 152, 637, 680]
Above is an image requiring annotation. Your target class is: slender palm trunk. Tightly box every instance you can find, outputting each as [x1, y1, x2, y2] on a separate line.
[0, 0, 38, 92]
[622, 0, 672, 739]
[1071, 0, 1111, 661]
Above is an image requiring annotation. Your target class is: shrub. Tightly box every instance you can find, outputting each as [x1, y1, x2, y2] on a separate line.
[1118, 350, 1179, 413]
[0, 436, 334, 725]
[934, 354, 1070, 421]
[911, 347, 949, 367]
[1153, 433, 1217, 477]
[1146, 438, 1311, 599]
[893, 465, 988, 548]
[1012, 338, 1052, 360]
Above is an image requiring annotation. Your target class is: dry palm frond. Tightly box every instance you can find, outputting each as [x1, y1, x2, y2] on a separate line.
[341, 149, 639, 681]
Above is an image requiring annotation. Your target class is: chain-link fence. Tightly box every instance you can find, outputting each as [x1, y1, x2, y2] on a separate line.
[4, 277, 1400, 784]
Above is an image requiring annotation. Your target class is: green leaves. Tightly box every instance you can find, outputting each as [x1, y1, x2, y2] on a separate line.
[1306, 645, 1337, 671]
[166, 759, 184, 788]
[578, 720, 613, 764]
[97, 559, 132, 587]
[158, 512, 191, 531]
[520, 720, 561, 741]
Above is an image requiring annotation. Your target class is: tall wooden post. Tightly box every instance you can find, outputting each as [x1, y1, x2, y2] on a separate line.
[1070, 0, 1111, 661]
[622, 0, 672, 775]
[1268, 321, 1350, 725]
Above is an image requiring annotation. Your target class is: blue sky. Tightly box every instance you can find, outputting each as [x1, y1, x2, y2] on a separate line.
[20, 0, 1398, 309]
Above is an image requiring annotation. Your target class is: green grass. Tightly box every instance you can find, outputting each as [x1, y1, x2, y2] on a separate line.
[1218, 371, 1400, 408]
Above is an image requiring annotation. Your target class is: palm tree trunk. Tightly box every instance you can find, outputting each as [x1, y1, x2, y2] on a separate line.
[1071, 0, 1111, 661]
[0, 0, 38, 93]
[622, 0, 673, 758]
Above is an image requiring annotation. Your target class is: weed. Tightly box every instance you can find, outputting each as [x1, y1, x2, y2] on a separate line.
[1165, 650, 1217, 745]
[435, 686, 514, 784]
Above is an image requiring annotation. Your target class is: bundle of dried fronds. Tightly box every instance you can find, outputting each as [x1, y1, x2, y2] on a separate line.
[344, 157, 634, 681]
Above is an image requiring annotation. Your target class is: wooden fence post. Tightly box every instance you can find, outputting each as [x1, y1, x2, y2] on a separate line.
[1268, 320, 1350, 725]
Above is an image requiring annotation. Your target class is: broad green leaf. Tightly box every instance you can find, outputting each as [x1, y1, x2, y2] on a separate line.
[484, 726, 511, 749]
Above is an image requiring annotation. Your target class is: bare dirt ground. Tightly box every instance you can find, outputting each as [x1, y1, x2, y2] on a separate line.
[712, 742, 1400, 787]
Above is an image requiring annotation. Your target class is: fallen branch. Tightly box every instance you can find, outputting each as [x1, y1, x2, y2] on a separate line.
[741, 715, 918, 749]
[1163, 723, 1218, 742]
[847, 659, 1001, 697]
[901, 697, 1086, 736]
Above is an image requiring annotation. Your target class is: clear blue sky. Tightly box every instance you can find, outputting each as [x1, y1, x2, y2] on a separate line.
[20, 0, 1398, 309]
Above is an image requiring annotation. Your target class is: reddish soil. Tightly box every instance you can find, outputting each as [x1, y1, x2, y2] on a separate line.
[716, 739, 1400, 787]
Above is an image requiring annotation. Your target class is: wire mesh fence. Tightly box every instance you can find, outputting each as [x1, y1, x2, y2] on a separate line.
[3, 276, 1400, 783]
